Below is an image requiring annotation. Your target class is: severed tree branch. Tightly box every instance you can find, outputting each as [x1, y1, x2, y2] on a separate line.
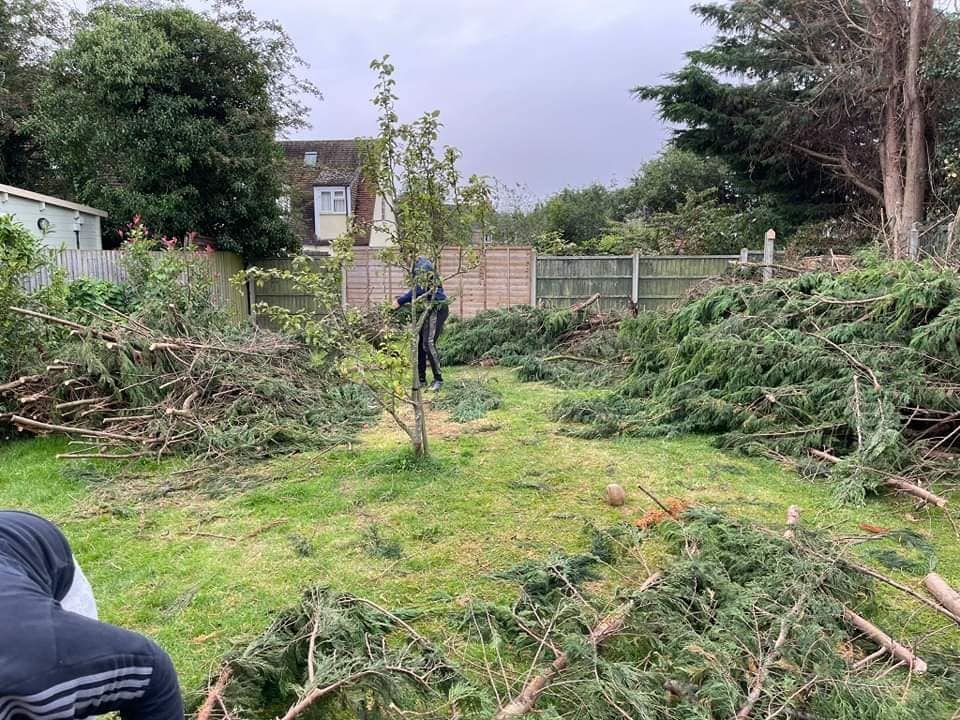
[493, 572, 663, 720]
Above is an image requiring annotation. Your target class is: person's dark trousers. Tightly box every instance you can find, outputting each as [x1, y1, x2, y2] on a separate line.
[418, 303, 450, 384]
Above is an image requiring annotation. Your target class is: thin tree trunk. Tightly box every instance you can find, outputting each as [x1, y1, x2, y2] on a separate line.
[900, 0, 932, 255]
[409, 301, 429, 457]
[409, 331, 427, 457]
[880, 96, 906, 256]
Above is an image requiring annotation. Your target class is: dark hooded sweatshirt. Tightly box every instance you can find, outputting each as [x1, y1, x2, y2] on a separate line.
[0, 511, 183, 720]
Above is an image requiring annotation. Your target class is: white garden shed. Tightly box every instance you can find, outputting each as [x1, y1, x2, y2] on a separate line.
[0, 183, 107, 250]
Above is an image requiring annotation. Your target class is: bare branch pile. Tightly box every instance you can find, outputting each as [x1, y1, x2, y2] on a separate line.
[0, 306, 376, 461]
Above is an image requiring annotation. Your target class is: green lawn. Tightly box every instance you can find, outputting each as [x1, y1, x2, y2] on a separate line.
[1, 367, 958, 709]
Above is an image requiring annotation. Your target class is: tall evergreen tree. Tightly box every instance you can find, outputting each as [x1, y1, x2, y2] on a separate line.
[637, 0, 956, 257]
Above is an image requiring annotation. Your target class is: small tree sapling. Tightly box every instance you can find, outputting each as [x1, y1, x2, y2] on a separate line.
[246, 57, 492, 457]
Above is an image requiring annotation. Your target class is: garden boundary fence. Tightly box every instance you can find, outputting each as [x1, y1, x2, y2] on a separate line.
[23, 231, 780, 324]
[22, 248, 248, 322]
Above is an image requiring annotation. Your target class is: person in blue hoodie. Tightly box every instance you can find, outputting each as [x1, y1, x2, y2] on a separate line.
[392, 256, 449, 391]
[0, 510, 183, 720]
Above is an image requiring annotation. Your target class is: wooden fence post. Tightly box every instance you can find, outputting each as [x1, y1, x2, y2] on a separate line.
[530, 250, 538, 306]
[739, 247, 749, 265]
[247, 276, 257, 326]
[631, 251, 640, 305]
[909, 222, 920, 261]
[763, 229, 776, 282]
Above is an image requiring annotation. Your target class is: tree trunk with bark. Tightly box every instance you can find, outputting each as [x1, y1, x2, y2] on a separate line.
[409, 311, 429, 457]
[875, 0, 933, 257]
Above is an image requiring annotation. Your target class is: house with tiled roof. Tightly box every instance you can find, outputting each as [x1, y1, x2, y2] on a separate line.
[279, 139, 393, 254]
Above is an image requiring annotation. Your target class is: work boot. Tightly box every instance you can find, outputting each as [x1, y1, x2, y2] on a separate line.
[429, 380, 443, 392]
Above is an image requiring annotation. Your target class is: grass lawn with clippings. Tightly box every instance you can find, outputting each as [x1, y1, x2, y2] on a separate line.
[1, 367, 957, 714]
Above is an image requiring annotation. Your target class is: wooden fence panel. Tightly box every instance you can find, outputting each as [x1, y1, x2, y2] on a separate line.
[23, 249, 248, 322]
[635, 255, 738, 311]
[536, 255, 634, 310]
[343, 246, 533, 319]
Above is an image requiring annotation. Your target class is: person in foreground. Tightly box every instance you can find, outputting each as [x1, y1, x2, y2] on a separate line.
[392, 256, 450, 392]
[0, 510, 184, 720]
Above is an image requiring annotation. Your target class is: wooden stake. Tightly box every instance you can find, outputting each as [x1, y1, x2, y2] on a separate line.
[784, 505, 800, 539]
[843, 608, 927, 674]
[924, 573, 960, 618]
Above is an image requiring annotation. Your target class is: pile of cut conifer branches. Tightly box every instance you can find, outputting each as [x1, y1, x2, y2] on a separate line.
[196, 507, 960, 720]
[556, 255, 960, 506]
[439, 302, 628, 388]
[0, 306, 376, 461]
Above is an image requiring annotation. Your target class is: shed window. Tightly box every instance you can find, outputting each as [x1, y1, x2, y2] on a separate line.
[304, 152, 317, 166]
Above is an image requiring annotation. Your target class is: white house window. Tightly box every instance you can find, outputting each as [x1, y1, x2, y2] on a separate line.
[304, 152, 317, 166]
[277, 195, 291, 215]
[316, 187, 348, 215]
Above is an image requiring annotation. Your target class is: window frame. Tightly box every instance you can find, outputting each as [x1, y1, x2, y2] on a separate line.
[314, 186, 350, 216]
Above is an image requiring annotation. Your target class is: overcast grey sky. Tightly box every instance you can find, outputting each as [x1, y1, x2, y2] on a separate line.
[240, 0, 710, 200]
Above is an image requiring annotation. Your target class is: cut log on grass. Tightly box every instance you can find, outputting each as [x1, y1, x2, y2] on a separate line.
[808, 449, 947, 507]
[493, 571, 662, 720]
[847, 563, 960, 626]
[604, 483, 626, 507]
[843, 608, 927, 674]
[924, 573, 960, 618]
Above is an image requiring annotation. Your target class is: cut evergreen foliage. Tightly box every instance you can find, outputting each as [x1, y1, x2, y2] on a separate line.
[472, 508, 956, 719]
[198, 511, 958, 719]
[439, 305, 627, 388]
[360, 524, 403, 560]
[556, 255, 960, 504]
[200, 586, 461, 720]
[439, 306, 578, 366]
[1, 310, 377, 461]
[431, 379, 503, 422]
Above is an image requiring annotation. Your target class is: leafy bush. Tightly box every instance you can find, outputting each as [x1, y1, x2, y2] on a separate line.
[119, 218, 224, 334]
[64, 278, 130, 315]
[0, 214, 56, 382]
